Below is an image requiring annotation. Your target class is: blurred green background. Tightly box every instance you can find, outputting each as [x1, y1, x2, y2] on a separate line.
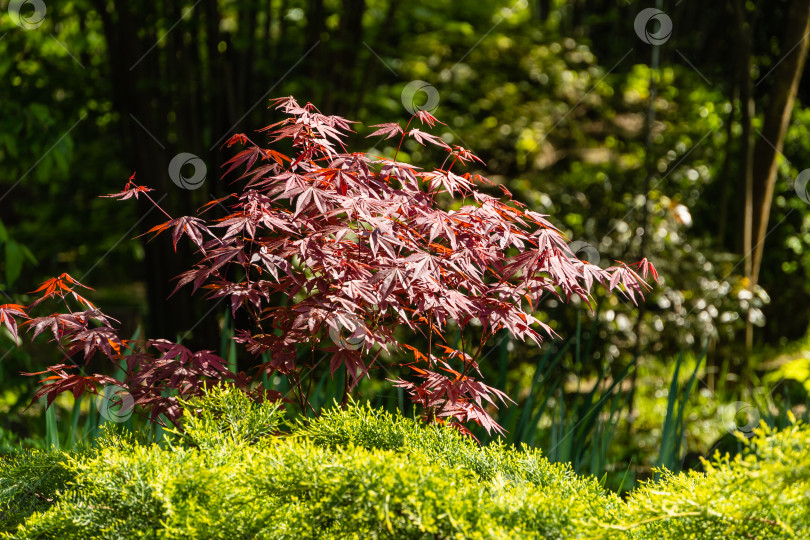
[2, 0, 810, 491]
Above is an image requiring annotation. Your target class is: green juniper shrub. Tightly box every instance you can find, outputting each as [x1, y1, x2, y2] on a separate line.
[0, 448, 75, 534]
[164, 384, 285, 451]
[620, 414, 810, 539]
[1, 386, 808, 539]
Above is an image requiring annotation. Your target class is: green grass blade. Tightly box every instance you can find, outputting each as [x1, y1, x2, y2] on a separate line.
[658, 350, 684, 473]
[518, 340, 571, 445]
[45, 401, 59, 450]
[68, 395, 82, 448]
[672, 345, 707, 467]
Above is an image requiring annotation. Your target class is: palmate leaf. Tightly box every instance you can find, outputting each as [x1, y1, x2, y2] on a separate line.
[221, 147, 268, 178]
[0, 303, 28, 343]
[66, 326, 124, 360]
[407, 128, 450, 149]
[366, 122, 403, 140]
[448, 145, 484, 165]
[146, 216, 211, 252]
[415, 110, 445, 128]
[100, 172, 153, 201]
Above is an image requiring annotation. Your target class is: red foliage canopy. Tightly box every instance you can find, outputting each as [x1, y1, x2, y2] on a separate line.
[10, 97, 657, 435]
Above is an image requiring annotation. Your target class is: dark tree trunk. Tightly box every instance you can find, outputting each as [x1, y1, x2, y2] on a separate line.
[731, 0, 756, 349]
[750, 0, 810, 287]
[328, 0, 367, 115]
[716, 64, 738, 248]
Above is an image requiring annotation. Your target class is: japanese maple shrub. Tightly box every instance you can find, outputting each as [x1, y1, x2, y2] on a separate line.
[0, 96, 657, 435]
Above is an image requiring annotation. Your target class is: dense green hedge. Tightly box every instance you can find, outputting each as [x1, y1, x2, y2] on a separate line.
[1, 387, 807, 539]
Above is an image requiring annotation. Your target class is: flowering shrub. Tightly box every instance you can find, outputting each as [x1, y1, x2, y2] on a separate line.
[0, 96, 657, 435]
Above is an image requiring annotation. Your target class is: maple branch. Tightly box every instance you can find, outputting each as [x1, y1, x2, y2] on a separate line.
[459, 325, 467, 363]
[143, 192, 173, 220]
[427, 308, 434, 364]
[394, 116, 415, 161]
[90, 386, 169, 429]
[288, 369, 306, 412]
[471, 329, 496, 366]
[305, 343, 315, 407]
[340, 367, 350, 410]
